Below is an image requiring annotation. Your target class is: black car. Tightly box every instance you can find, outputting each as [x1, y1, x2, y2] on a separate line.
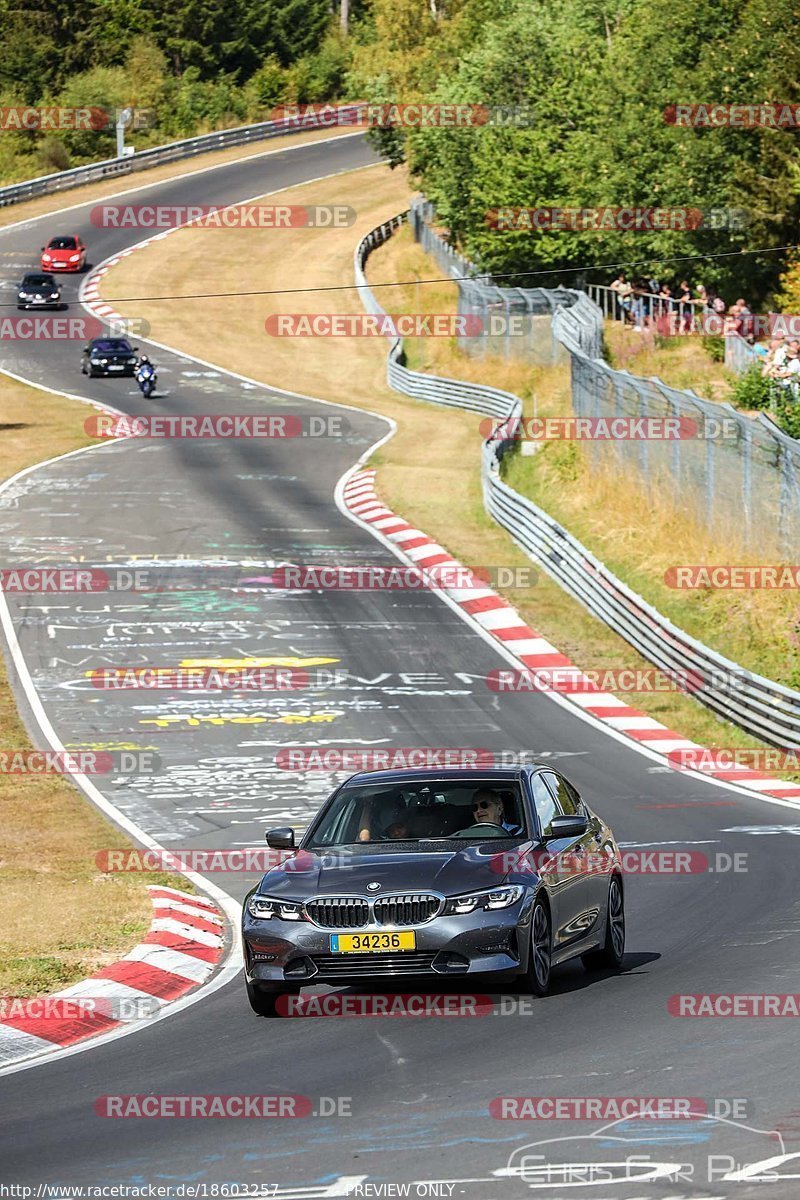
[242, 765, 625, 1016]
[81, 337, 139, 378]
[17, 273, 61, 310]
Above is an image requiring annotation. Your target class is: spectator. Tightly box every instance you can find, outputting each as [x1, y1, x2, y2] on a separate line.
[610, 271, 634, 324]
[763, 334, 788, 377]
[678, 280, 694, 333]
[773, 339, 800, 394]
[631, 277, 649, 330]
[656, 283, 675, 333]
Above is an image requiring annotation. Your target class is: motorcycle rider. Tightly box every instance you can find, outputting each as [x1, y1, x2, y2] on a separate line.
[135, 353, 157, 395]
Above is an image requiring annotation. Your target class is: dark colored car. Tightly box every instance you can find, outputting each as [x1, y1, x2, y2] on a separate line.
[81, 337, 139, 377]
[242, 765, 625, 1016]
[17, 273, 61, 310]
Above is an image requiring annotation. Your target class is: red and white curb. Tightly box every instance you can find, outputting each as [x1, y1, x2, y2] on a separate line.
[0, 885, 225, 1068]
[342, 468, 800, 803]
[82, 229, 182, 328]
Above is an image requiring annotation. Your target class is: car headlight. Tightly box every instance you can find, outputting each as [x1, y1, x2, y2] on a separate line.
[69, 254, 80, 262]
[18, 293, 30, 300]
[50, 293, 59, 299]
[444, 885, 524, 915]
[247, 895, 304, 921]
[42, 254, 51, 260]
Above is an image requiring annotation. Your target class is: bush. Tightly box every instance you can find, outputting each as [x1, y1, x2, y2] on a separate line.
[771, 389, 800, 440]
[701, 334, 725, 362]
[36, 137, 70, 174]
[245, 58, 291, 112]
[730, 363, 776, 410]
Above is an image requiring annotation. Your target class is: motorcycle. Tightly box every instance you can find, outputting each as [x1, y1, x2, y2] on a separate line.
[136, 360, 157, 398]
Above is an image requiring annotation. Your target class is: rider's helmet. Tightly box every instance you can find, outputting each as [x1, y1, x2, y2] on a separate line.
[139, 354, 150, 364]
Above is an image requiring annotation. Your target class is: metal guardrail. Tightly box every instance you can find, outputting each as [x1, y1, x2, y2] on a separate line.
[408, 201, 800, 555]
[355, 216, 522, 422]
[0, 107, 363, 208]
[354, 214, 800, 748]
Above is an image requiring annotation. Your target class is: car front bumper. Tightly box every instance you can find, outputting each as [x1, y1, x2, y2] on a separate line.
[243, 902, 533, 990]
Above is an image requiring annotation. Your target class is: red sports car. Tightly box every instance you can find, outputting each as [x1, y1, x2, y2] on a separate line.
[40, 234, 86, 272]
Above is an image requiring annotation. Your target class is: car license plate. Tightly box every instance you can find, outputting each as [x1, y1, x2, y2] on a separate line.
[330, 931, 416, 953]
[108, 364, 124, 370]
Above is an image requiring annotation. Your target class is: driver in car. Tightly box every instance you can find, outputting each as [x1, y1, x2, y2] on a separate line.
[471, 788, 522, 834]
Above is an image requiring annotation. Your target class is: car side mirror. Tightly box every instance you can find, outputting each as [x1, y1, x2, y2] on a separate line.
[40, 246, 44, 252]
[546, 814, 588, 840]
[132, 346, 139, 353]
[266, 827, 295, 849]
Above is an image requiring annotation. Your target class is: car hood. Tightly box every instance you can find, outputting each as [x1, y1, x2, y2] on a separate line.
[256, 843, 528, 899]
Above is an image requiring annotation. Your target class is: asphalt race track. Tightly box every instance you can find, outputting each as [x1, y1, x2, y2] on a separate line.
[0, 131, 799, 1198]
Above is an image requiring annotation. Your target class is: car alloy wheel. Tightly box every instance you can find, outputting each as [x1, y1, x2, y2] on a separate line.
[523, 897, 552, 996]
[582, 875, 625, 971]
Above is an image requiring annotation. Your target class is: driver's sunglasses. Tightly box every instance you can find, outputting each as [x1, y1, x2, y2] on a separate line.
[472, 799, 494, 811]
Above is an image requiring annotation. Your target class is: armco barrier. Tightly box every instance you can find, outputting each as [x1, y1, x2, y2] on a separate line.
[0, 107, 363, 208]
[354, 214, 800, 748]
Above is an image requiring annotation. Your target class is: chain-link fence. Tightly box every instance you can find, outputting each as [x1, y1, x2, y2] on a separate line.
[410, 197, 800, 555]
[410, 199, 580, 365]
[356, 213, 800, 748]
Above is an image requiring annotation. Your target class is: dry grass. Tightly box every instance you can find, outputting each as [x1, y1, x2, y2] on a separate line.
[604, 321, 736, 401]
[0, 379, 188, 997]
[99, 167, 794, 768]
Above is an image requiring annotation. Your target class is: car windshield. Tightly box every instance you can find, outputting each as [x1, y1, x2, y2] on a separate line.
[48, 237, 77, 249]
[22, 275, 54, 288]
[92, 340, 132, 353]
[305, 779, 527, 847]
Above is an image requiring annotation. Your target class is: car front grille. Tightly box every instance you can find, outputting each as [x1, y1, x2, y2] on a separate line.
[373, 894, 441, 926]
[305, 897, 369, 928]
[310, 952, 438, 978]
[305, 893, 442, 929]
